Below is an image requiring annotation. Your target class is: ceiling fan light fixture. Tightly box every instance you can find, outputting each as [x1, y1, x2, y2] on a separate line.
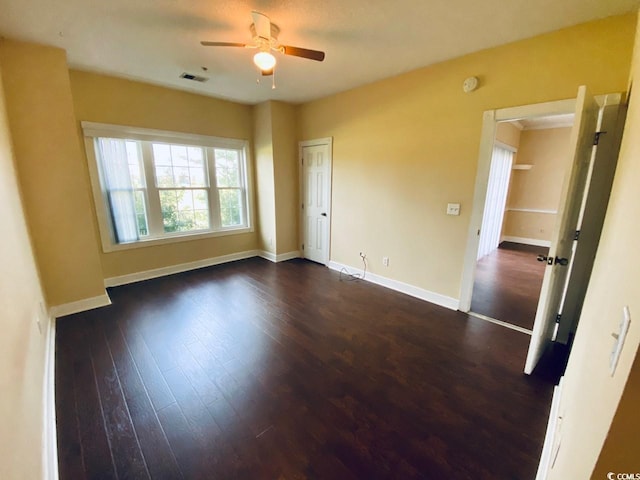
[253, 51, 276, 71]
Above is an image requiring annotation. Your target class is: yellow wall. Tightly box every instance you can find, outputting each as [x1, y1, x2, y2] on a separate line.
[503, 127, 572, 242]
[495, 122, 521, 149]
[592, 349, 640, 477]
[0, 40, 105, 306]
[0, 57, 48, 480]
[68, 70, 258, 278]
[271, 101, 299, 255]
[253, 101, 277, 253]
[548, 12, 640, 479]
[298, 14, 636, 299]
[252, 101, 299, 255]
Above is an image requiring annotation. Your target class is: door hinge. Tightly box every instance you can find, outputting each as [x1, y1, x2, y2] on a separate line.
[301, 203, 304, 210]
[301, 158, 304, 165]
[555, 314, 562, 324]
[593, 131, 607, 146]
[574, 230, 580, 241]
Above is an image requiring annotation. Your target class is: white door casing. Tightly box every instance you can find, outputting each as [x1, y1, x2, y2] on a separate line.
[300, 138, 332, 265]
[524, 86, 599, 374]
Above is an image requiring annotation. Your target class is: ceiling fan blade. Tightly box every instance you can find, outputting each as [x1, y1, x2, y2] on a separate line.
[281, 45, 325, 62]
[201, 41, 248, 47]
[251, 11, 271, 40]
[261, 68, 274, 77]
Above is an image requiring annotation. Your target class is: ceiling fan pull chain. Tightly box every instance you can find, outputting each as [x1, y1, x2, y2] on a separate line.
[272, 69, 276, 90]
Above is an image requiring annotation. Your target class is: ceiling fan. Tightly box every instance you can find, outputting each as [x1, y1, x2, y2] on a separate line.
[201, 11, 325, 77]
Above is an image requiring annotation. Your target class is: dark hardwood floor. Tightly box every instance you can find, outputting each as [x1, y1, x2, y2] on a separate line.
[56, 257, 554, 479]
[471, 242, 548, 330]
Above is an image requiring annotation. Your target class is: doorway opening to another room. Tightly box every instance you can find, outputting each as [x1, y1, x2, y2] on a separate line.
[459, 89, 626, 378]
[471, 114, 575, 333]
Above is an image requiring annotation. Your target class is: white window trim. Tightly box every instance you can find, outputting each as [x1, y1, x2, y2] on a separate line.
[82, 122, 254, 253]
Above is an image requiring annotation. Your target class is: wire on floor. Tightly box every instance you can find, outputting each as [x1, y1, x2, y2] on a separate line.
[339, 253, 367, 281]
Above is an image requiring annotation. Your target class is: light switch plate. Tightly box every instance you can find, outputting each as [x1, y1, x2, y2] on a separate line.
[447, 203, 461, 216]
[610, 306, 631, 376]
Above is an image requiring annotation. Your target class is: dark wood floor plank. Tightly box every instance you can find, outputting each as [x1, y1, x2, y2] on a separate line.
[87, 317, 150, 479]
[471, 242, 548, 329]
[71, 317, 118, 480]
[57, 257, 555, 479]
[54, 323, 86, 480]
[117, 319, 176, 411]
[126, 392, 183, 480]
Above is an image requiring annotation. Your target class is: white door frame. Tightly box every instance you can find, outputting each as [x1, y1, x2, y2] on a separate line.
[459, 98, 576, 312]
[299, 137, 333, 265]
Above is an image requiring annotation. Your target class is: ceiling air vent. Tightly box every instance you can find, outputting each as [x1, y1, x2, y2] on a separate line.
[179, 72, 209, 83]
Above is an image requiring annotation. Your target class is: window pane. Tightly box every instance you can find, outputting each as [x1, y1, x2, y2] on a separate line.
[214, 149, 240, 187]
[153, 143, 207, 188]
[125, 142, 145, 188]
[153, 144, 171, 166]
[155, 166, 173, 187]
[178, 190, 194, 212]
[173, 166, 190, 187]
[189, 167, 206, 187]
[194, 209, 209, 229]
[187, 147, 204, 167]
[193, 189, 208, 210]
[219, 189, 242, 227]
[134, 190, 148, 236]
[171, 145, 188, 167]
[159, 189, 209, 233]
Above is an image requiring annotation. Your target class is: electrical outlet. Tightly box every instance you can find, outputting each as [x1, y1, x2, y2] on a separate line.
[383, 257, 389, 267]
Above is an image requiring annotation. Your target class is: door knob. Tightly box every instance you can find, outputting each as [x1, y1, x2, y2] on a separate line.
[554, 256, 569, 266]
[321, 212, 327, 217]
[537, 255, 553, 265]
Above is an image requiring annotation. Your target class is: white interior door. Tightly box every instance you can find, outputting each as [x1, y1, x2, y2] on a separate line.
[301, 141, 331, 264]
[524, 86, 599, 374]
[477, 145, 513, 260]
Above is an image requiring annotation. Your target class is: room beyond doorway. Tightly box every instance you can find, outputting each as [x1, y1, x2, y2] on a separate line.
[468, 112, 574, 332]
[471, 242, 548, 331]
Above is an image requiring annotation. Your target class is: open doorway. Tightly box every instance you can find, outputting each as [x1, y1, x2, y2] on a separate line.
[470, 115, 575, 332]
[460, 90, 626, 379]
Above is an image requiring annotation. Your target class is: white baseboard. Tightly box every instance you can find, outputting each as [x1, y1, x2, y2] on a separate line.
[42, 316, 58, 480]
[49, 293, 112, 319]
[502, 236, 551, 248]
[259, 250, 301, 263]
[328, 261, 459, 311]
[104, 249, 260, 287]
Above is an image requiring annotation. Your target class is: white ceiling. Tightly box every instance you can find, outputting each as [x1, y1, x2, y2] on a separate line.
[0, 0, 638, 105]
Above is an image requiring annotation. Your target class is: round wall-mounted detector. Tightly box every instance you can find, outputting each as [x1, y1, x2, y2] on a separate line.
[463, 76, 479, 93]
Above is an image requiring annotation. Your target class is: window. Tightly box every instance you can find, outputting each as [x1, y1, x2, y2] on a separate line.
[83, 123, 252, 252]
